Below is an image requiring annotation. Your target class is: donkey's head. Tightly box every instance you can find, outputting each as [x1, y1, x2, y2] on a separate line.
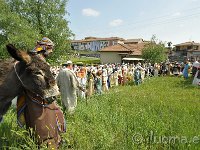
[0, 44, 59, 121]
[6, 44, 59, 98]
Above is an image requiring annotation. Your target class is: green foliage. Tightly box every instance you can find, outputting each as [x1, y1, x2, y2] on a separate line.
[0, 0, 39, 59]
[142, 35, 167, 63]
[0, 0, 73, 62]
[75, 50, 100, 54]
[71, 57, 101, 65]
[1, 77, 200, 149]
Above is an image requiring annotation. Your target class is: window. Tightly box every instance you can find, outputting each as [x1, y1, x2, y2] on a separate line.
[194, 46, 198, 50]
[176, 46, 180, 51]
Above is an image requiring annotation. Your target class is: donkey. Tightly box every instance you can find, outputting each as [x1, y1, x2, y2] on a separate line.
[0, 44, 65, 149]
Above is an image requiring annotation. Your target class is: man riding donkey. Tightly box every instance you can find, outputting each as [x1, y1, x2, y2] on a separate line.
[16, 37, 66, 149]
[30, 37, 54, 59]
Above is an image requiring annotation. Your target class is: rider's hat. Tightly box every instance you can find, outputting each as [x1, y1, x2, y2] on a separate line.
[38, 37, 54, 46]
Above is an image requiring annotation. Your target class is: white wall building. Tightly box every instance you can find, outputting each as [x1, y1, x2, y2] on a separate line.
[71, 37, 125, 51]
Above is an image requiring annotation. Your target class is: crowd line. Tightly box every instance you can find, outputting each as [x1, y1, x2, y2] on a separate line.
[51, 59, 200, 113]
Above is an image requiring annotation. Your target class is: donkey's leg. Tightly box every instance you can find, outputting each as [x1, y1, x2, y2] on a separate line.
[0, 96, 13, 122]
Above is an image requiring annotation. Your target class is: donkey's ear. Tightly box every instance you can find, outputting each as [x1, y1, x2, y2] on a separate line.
[6, 44, 31, 64]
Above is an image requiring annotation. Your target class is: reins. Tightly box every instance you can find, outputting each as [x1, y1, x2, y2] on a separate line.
[14, 62, 26, 87]
[14, 62, 54, 108]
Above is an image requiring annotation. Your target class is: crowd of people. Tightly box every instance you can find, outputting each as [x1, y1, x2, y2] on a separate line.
[17, 36, 199, 114]
[51, 59, 200, 114]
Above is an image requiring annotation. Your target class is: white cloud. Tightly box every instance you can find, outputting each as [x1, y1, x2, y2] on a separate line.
[179, 24, 184, 28]
[172, 12, 181, 17]
[82, 8, 100, 17]
[109, 19, 123, 27]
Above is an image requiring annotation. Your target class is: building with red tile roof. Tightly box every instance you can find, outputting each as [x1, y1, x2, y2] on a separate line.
[100, 42, 146, 64]
[71, 37, 125, 51]
[171, 41, 200, 61]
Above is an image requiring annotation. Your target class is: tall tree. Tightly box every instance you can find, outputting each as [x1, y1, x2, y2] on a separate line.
[0, 0, 39, 59]
[0, 0, 73, 62]
[142, 35, 167, 63]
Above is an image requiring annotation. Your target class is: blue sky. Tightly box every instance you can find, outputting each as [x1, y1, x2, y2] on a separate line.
[66, 0, 200, 45]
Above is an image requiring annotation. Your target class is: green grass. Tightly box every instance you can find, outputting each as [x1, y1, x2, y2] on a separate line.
[0, 77, 200, 149]
[71, 57, 100, 65]
[74, 50, 100, 55]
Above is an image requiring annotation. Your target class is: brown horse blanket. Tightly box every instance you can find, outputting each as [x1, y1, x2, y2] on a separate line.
[17, 95, 66, 133]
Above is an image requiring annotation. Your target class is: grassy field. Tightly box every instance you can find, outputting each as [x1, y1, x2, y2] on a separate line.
[74, 50, 100, 55]
[71, 57, 100, 65]
[0, 77, 200, 149]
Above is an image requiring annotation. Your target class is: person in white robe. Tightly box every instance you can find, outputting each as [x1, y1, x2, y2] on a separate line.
[102, 68, 109, 92]
[192, 62, 200, 86]
[56, 61, 85, 114]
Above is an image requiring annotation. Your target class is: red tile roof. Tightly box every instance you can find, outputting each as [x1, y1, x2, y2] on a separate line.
[100, 43, 145, 55]
[124, 38, 143, 44]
